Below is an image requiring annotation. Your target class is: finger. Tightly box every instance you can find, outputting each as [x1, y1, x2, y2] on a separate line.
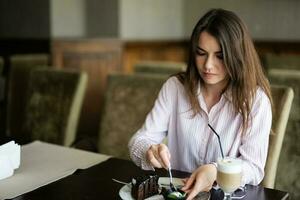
[158, 144, 170, 168]
[182, 178, 189, 184]
[186, 187, 201, 200]
[203, 185, 212, 192]
[147, 149, 162, 168]
[181, 175, 195, 191]
[186, 186, 200, 200]
[184, 189, 192, 194]
[186, 190, 197, 200]
[186, 179, 204, 200]
[152, 148, 166, 167]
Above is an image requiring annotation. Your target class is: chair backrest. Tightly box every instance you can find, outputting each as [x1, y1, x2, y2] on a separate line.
[263, 53, 300, 70]
[7, 54, 49, 138]
[133, 60, 186, 75]
[21, 68, 88, 146]
[268, 69, 300, 121]
[98, 73, 167, 159]
[262, 85, 294, 188]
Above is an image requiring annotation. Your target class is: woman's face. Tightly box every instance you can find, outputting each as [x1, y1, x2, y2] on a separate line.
[196, 31, 228, 89]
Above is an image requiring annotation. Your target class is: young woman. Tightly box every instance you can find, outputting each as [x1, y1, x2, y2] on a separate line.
[128, 8, 272, 200]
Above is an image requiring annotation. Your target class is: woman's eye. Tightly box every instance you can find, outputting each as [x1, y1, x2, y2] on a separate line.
[217, 54, 223, 60]
[196, 51, 206, 56]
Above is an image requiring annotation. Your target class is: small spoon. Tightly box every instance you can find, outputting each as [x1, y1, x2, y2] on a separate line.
[168, 164, 177, 191]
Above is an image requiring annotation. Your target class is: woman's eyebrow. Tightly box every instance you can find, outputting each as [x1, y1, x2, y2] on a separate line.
[197, 46, 222, 54]
[196, 46, 206, 52]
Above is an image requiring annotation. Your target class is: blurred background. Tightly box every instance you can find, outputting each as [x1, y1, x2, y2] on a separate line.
[0, 0, 299, 199]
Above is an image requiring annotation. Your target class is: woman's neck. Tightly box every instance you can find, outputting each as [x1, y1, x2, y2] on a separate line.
[201, 81, 228, 112]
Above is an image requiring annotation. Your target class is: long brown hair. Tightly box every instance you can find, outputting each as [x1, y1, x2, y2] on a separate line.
[176, 8, 272, 134]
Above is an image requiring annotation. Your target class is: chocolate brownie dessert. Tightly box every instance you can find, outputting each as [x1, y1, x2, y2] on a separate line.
[131, 174, 159, 200]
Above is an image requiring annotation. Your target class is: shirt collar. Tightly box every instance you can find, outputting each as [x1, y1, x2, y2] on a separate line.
[198, 81, 233, 103]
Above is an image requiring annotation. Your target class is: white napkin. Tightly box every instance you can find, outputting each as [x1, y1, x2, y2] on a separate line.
[0, 141, 21, 180]
[0, 141, 110, 200]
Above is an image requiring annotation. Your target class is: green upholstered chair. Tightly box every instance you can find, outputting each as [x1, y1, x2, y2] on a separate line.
[263, 53, 300, 70]
[133, 60, 186, 75]
[98, 73, 167, 159]
[262, 85, 294, 189]
[267, 69, 300, 199]
[7, 54, 49, 139]
[21, 68, 88, 146]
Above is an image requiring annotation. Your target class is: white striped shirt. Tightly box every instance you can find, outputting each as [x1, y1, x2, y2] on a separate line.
[128, 77, 272, 185]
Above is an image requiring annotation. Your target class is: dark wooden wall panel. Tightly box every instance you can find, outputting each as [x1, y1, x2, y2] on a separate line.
[122, 40, 189, 72]
[52, 39, 123, 140]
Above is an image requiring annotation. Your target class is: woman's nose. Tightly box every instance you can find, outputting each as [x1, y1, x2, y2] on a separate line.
[204, 56, 214, 71]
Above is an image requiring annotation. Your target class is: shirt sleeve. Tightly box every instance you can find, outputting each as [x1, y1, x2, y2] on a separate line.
[128, 77, 177, 170]
[238, 89, 272, 185]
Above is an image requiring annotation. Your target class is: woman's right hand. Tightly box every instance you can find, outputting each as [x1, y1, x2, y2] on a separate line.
[146, 143, 171, 169]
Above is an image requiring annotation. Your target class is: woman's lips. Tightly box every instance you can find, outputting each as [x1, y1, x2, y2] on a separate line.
[202, 72, 216, 78]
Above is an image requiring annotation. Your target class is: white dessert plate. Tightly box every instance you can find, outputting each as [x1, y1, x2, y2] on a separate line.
[119, 177, 210, 200]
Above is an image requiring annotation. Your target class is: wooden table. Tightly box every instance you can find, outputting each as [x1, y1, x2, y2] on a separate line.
[11, 158, 289, 200]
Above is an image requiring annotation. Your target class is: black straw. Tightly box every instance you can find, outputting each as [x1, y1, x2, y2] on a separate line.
[208, 124, 224, 159]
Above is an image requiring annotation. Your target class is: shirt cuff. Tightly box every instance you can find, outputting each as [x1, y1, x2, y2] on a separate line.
[130, 140, 154, 170]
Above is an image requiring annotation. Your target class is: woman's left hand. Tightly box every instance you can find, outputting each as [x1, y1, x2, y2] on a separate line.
[181, 164, 217, 200]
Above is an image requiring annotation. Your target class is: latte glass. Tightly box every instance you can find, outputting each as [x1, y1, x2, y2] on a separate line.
[217, 157, 242, 200]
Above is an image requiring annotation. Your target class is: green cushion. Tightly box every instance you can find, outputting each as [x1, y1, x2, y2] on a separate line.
[22, 68, 87, 146]
[7, 54, 49, 140]
[134, 61, 186, 75]
[98, 73, 167, 159]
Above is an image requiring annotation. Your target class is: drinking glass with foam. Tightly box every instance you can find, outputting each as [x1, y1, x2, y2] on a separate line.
[217, 157, 242, 200]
